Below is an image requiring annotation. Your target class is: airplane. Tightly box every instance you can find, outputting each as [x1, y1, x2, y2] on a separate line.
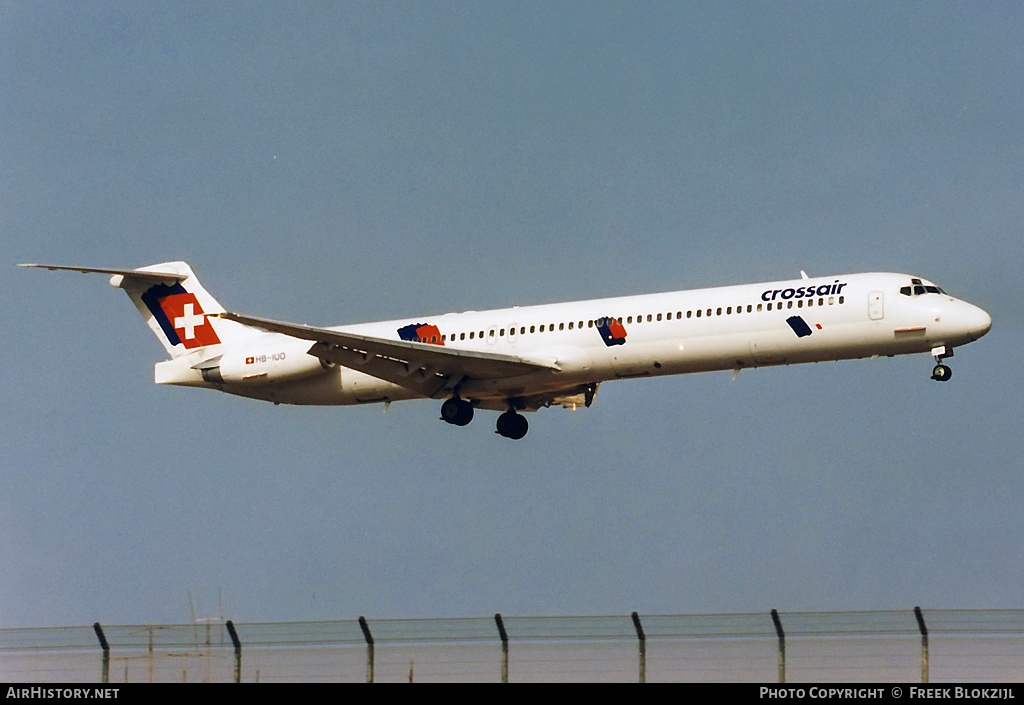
[20, 262, 991, 439]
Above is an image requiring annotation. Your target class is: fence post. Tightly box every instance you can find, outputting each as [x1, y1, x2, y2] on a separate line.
[631, 612, 646, 683]
[914, 606, 929, 683]
[771, 609, 785, 683]
[358, 616, 374, 683]
[92, 622, 109, 684]
[494, 613, 509, 683]
[225, 620, 241, 683]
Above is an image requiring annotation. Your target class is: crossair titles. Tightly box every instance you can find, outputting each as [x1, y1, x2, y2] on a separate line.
[761, 280, 847, 302]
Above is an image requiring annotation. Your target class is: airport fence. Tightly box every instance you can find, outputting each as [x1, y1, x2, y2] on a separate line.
[2, 608, 1023, 683]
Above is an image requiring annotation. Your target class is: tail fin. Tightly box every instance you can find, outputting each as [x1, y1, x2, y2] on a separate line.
[20, 261, 255, 358]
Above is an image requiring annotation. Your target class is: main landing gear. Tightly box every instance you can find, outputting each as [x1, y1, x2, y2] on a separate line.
[496, 409, 529, 440]
[931, 346, 953, 382]
[440, 396, 474, 426]
[440, 397, 530, 439]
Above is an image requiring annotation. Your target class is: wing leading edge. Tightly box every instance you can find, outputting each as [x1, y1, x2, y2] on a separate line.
[215, 311, 559, 399]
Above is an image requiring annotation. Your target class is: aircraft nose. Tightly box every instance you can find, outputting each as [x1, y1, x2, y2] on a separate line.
[966, 304, 992, 341]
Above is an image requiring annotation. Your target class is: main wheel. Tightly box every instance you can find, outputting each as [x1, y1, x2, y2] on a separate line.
[496, 411, 529, 439]
[931, 364, 952, 382]
[441, 397, 474, 426]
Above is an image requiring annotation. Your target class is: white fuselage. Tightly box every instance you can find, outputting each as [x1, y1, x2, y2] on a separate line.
[157, 272, 992, 410]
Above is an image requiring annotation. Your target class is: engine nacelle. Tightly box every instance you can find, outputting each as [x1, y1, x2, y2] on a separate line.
[200, 345, 329, 385]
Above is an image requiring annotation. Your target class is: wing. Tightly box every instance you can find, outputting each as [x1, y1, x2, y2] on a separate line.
[216, 312, 559, 399]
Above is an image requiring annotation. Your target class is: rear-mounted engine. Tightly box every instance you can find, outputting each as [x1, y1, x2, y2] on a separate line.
[198, 350, 330, 385]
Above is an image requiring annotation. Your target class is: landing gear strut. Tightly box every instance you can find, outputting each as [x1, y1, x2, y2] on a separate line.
[440, 397, 474, 426]
[931, 346, 953, 382]
[441, 397, 529, 438]
[496, 409, 529, 440]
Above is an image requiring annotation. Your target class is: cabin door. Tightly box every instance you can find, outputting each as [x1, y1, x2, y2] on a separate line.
[868, 292, 884, 320]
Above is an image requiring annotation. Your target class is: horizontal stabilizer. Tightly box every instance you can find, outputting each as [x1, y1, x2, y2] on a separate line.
[20, 261, 253, 357]
[18, 263, 186, 282]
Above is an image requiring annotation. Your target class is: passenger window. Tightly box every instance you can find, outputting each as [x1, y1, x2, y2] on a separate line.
[657, 313, 662, 321]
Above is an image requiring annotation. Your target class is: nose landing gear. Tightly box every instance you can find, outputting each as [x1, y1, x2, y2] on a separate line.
[930, 346, 953, 382]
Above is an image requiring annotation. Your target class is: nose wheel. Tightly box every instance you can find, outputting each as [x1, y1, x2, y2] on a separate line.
[930, 346, 953, 382]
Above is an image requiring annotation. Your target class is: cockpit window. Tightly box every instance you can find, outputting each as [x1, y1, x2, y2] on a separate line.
[900, 280, 945, 297]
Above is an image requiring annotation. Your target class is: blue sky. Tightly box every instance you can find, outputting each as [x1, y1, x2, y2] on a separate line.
[2, 1, 1022, 628]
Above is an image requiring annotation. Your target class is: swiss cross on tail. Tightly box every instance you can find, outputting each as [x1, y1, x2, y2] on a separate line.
[163, 293, 220, 348]
[142, 283, 221, 349]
